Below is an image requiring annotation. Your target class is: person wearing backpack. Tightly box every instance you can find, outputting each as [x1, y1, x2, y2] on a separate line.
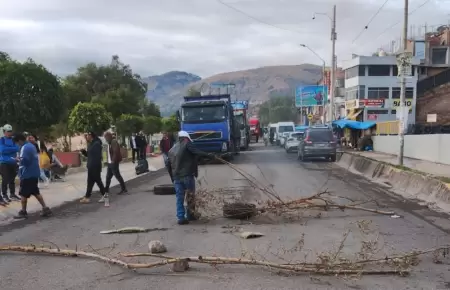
[0, 124, 20, 205]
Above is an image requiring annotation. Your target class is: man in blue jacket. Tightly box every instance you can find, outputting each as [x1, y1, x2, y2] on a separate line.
[12, 133, 52, 219]
[0, 124, 20, 205]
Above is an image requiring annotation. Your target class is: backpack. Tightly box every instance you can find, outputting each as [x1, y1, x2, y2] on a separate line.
[135, 158, 149, 175]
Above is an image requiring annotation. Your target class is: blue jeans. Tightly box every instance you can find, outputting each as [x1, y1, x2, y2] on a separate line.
[174, 176, 196, 221]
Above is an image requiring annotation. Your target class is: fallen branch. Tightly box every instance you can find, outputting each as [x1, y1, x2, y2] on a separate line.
[0, 245, 409, 276]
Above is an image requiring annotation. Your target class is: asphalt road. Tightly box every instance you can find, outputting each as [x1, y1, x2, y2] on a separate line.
[1, 143, 450, 290]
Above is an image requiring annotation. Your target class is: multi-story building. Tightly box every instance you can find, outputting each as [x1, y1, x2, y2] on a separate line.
[341, 54, 420, 124]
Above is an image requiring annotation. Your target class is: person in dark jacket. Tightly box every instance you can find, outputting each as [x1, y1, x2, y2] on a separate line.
[104, 132, 127, 195]
[139, 131, 148, 159]
[129, 132, 140, 163]
[168, 131, 211, 225]
[0, 124, 20, 205]
[79, 131, 106, 203]
[160, 132, 174, 182]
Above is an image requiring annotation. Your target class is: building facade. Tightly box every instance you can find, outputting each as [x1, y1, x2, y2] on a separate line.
[342, 55, 420, 124]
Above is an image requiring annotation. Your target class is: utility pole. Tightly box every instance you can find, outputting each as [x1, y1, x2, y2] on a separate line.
[398, 0, 409, 166]
[330, 4, 337, 122]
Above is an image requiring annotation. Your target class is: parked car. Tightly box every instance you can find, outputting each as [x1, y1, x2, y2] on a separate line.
[285, 132, 304, 153]
[297, 127, 337, 161]
[279, 132, 290, 147]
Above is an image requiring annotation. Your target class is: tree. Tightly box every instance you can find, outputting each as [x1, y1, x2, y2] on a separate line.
[161, 115, 180, 132]
[142, 116, 162, 136]
[115, 114, 144, 137]
[68, 102, 112, 135]
[141, 98, 161, 117]
[63, 55, 147, 120]
[187, 86, 201, 97]
[0, 55, 64, 132]
[259, 96, 295, 125]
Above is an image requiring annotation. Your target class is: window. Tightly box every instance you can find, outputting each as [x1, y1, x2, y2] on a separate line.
[345, 66, 364, 79]
[392, 87, 414, 99]
[431, 48, 447, 65]
[359, 85, 365, 99]
[393, 65, 415, 76]
[368, 65, 391, 76]
[391, 109, 412, 114]
[345, 85, 365, 100]
[367, 109, 388, 114]
[359, 66, 366, 76]
[367, 87, 389, 99]
[307, 130, 334, 142]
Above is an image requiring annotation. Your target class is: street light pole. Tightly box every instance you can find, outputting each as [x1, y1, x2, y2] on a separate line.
[398, 0, 409, 166]
[313, 5, 337, 122]
[300, 44, 326, 123]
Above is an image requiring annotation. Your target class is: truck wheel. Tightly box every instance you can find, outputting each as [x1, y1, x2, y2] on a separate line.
[154, 184, 176, 195]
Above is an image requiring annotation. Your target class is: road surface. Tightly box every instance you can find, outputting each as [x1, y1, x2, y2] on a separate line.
[1, 143, 450, 290]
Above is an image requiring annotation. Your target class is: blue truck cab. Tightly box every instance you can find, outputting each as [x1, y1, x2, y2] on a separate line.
[177, 94, 241, 159]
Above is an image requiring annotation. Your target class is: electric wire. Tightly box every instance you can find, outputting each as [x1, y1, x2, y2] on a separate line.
[215, 0, 305, 35]
[374, 0, 433, 40]
[352, 0, 391, 43]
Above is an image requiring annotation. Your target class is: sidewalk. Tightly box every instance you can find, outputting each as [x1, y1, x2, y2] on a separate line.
[350, 150, 450, 180]
[0, 156, 165, 224]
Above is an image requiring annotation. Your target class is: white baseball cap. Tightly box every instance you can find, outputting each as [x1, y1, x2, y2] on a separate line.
[178, 131, 192, 141]
[3, 124, 12, 131]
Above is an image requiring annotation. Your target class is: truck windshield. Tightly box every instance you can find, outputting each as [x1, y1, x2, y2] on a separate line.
[235, 114, 244, 126]
[279, 126, 294, 133]
[182, 105, 226, 123]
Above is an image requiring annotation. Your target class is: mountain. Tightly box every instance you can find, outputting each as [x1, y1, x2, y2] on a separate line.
[144, 64, 323, 116]
[143, 71, 201, 106]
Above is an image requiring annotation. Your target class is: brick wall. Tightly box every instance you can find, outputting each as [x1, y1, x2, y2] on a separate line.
[416, 82, 450, 125]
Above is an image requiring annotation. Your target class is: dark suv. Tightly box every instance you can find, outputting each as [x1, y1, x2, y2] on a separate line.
[297, 128, 337, 162]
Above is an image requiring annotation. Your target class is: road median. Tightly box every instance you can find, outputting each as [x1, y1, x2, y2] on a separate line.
[337, 151, 450, 212]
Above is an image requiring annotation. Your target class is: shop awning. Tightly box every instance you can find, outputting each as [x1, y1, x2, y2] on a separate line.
[345, 109, 363, 120]
[332, 119, 376, 130]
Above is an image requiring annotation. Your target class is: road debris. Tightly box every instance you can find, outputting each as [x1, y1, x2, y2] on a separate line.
[240, 231, 264, 239]
[148, 240, 167, 253]
[100, 227, 169, 234]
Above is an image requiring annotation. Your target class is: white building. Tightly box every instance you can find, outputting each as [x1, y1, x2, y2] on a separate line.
[341, 54, 420, 124]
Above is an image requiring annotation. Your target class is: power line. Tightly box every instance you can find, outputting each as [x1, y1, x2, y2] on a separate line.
[353, 0, 391, 43]
[215, 0, 305, 35]
[374, 0, 432, 40]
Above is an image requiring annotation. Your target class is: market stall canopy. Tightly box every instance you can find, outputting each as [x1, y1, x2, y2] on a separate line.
[332, 119, 376, 130]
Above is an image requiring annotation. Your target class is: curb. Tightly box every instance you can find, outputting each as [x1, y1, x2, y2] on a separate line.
[337, 152, 450, 212]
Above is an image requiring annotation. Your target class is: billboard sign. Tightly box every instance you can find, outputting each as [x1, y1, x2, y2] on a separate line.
[231, 100, 249, 110]
[295, 85, 328, 108]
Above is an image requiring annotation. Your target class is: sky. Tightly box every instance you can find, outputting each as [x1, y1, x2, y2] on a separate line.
[0, 0, 449, 78]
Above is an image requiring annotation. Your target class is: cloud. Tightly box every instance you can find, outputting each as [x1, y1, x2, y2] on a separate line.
[0, 0, 449, 77]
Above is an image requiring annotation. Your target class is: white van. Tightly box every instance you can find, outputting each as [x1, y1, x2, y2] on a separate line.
[275, 122, 295, 145]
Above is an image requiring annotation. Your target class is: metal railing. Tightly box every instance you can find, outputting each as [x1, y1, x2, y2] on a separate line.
[408, 124, 450, 134]
[417, 68, 450, 96]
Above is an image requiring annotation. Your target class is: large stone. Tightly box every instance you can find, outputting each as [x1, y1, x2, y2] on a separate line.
[148, 240, 167, 253]
[171, 260, 189, 272]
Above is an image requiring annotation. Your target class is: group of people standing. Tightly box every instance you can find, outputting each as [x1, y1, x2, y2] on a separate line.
[129, 132, 148, 163]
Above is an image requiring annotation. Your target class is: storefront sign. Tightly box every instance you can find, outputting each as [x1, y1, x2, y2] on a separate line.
[360, 99, 385, 107]
[367, 114, 378, 120]
[391, 99, 413, 108]
[345, 99, 358, 110]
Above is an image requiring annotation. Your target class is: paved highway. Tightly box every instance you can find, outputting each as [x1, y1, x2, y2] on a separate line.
[1, 143, 449, 290]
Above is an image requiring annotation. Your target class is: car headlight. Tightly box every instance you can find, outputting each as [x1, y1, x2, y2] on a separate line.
[222, 142, 227, 152]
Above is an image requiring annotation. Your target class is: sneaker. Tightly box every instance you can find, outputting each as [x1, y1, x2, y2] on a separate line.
[177, 219, 189, 225]
[80, 197, 90, 204]
[118, 189, 128, 195]
[13, 210, 28, 219]
[10, 194, 21, 201]
[0, 199, 7, 207]
[40, 207, 52, 217]
[98, 196, 106, 203]
[2, 195, 11, 203]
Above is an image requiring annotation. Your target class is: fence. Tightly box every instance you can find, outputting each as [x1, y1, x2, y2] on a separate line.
[372, 134, 450, 165]
[417, 68, 450, 96]
[375, 121, 400, 135]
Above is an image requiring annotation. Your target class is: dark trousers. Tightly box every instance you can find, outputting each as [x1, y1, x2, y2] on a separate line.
[105, 163, 126, 191]
[0, 163, 17, 197]
[131, 148, 139, 162]
[85, 167, 106, 198]
[140, 146, 147, 159]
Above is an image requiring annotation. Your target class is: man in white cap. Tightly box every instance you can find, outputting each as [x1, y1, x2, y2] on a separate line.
[168, 131, 212, 225]
[0, 124, 20, 205]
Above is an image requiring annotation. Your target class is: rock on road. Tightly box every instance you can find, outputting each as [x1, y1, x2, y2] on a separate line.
[0, 143, 450, 290]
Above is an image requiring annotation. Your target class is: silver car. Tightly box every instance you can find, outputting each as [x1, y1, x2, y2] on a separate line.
[284, 132, 304, 153]
[297, 128, 337, 161]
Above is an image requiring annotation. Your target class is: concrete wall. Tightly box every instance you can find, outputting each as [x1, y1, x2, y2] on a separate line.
[373, 134, 450, 165]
